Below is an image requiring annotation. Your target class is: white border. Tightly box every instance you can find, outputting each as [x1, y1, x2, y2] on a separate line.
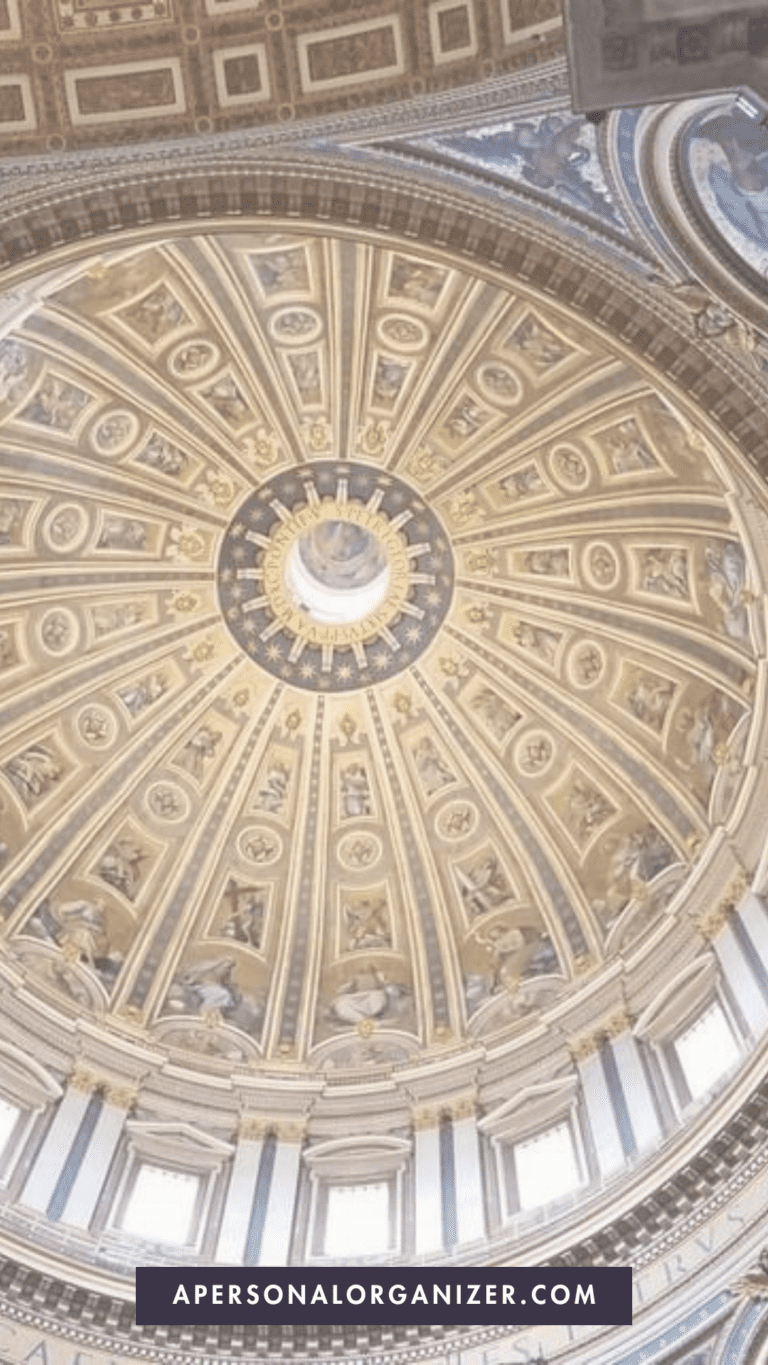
[0, 75, 35, 132]
[297, 17, 404, 94]
[64, 58, 185, 127]
[212, 43, 271, 107]
[428, 0, 477, 65]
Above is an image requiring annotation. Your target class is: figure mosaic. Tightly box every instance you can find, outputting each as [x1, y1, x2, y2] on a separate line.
[96, 838, 148, 901]
[327, 966, 409, 1027]
[93, 600, 145, 636]
[3, 741, 64, 807]
[372, 357, 408, 407]
[388, 257, 446, 307]
[147, 785, 186, 821]
[704, 540, 751, 643]
[440, 395, 489, 442]
[587, 544, 618, 585]
[523, 547, 570, 577]
[177, 724, 223, 781]
[499, 465, 545, 500]
[563, 776, 616, 846]
[254, 760, 291, 815]
[165, 957, 264, 1036]
[77, 707, 113, 747]
[512, 620, 561, 665]
[507, 314, 570, 371]
[201, 375, 251, 427]
[220, 878, 266, 950]
[479, 363, 519, 401]
[339, 762, 372, 819]
[465, 549, 499, 575]
[136, 434, 189, 478]
[690, 111, 768, 270]
[470, 686, 521, 742]
[0, 340, 29, 405]
[339, 835, 379, 869]
[0, 499, 25, 547]
[172, 342, 217, 374]
[465, 603, 493, 627]
[272, 310, 319, 341]
[439, 114, 617, 223]
[677, 690, 744, 793]
[458, 853, 515, 917]
[407, 447, 448, 482]
[639, 546, 690, 600]
[251, 249, 310, 295]
[118, 671, 167, 717]
[381, 316, 423, 347]
[97, 515, 147, 552]
[342, 893, 392, 950]
[241, 830, 280, 864]
[553, 448, 588, 484]
[475, 920, 525, 990]
[119, 284, 189, 345]
[571, 643, 604, 686]
[27, 896, 124, 989]
[21, 376, 89, 432]
[516, 733, 554, 775]
[40, 610, 75, 652]
[411, 735, 456, 796]
[601, 823, 676, 918]
[47, 505, 85, 549]
[603, 418, 658, 473]
[447, 490, 482, 527]
[288, 352, 322, 405]
[439, 804, 476, 838]
[94, 412, 136, 452]
[0, 626, 16, 670]
[625, 671, 675, 732]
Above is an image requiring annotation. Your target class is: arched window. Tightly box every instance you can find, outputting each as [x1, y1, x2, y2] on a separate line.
[0, 1099, 21, 1179]
[674, 1000, 740, 1100]
[513, 1121, 582, 1211]
[324, 1181, 391, 1257]
[120, 1165, 201, 1245]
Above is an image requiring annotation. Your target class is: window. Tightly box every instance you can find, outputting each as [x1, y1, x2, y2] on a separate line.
[674, 1001, 740, 1100]
[0, 1098, 21, 1181]
[513, 1122, 581, 1211]
[324, 1181, 391, 1257]
[121, 1164, 200, 1245]
[0, 1100, 20, 1158]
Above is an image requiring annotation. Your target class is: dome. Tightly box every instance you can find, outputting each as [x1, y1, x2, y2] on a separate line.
[1, 226, 763, 1082]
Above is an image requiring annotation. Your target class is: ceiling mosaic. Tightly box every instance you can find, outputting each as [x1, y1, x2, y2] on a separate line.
[397, 111, 633, 239]
[0, 227, 764, 1076]
[682, 102, 768, 281]
[0, 0, 563, 155]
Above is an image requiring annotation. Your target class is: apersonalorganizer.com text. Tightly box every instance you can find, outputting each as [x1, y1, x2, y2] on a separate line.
[136, 1267, 632, 1326]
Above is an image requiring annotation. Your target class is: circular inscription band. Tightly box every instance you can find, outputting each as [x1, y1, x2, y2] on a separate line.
[217, 462, 455, 692]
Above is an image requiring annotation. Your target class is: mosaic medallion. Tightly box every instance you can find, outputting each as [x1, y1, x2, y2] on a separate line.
[217, 462, 454, 691]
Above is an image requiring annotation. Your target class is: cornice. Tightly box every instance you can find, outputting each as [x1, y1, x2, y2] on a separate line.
[0, 1074, 766, 1361]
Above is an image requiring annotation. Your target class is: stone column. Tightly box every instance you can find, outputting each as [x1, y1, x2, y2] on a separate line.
[215, 1116, 266, 1264]
[413, 1108, 443, 1255]
[699, 890, 768, 1036]
[738, 893, 768, 970]
[61, 1083, 135, 1229]
[451, 1097, 486, 1246]
[572, 1037, 624, 1178]
[257, 1121, 304, 1267]
[608, 1028, 662, 1154]
[713, 923, 768, 1036]
[21, 1069, 98, 1214]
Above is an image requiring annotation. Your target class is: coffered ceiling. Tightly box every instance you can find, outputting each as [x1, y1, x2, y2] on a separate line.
[0, 0, 562, 155]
